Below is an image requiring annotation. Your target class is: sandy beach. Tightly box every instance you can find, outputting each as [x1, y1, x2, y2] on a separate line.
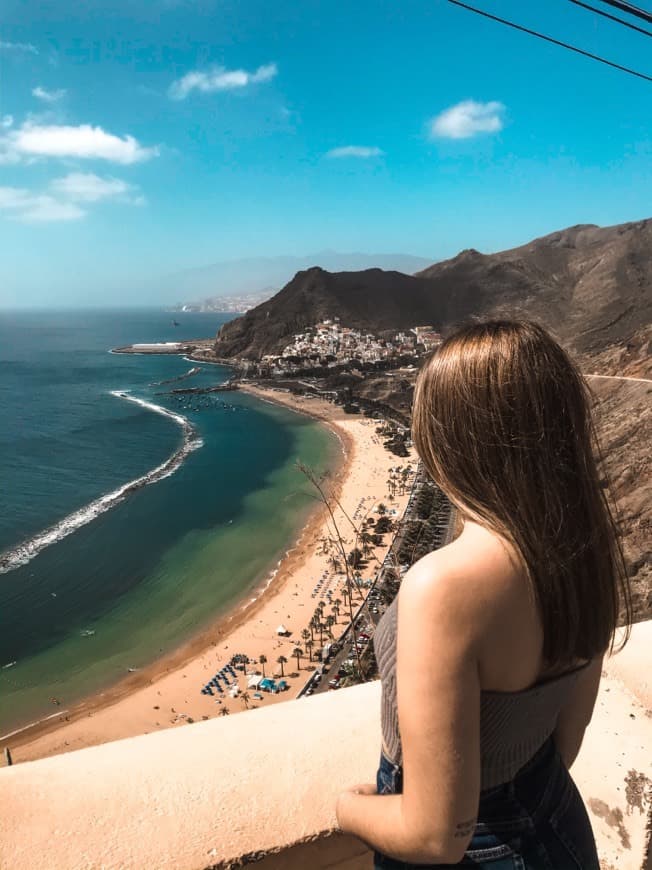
[6, 386, 416, 764]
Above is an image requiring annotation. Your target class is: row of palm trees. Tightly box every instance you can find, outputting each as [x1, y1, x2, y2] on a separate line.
[217, 448, 414, 716]
[386, 465, 412, 499]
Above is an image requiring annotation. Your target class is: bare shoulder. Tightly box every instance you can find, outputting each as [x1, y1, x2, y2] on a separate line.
[398, 523, 526, 647]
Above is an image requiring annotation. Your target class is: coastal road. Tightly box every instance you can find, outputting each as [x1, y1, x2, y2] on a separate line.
[586, 373, 652, 384]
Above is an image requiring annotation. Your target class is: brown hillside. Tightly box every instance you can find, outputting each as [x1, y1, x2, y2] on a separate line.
[214, 218, 652, 364]
[213, 268, 438, 359]
[417, 219, 652, 361]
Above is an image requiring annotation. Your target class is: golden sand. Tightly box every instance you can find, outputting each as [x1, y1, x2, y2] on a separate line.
[10, 386, 415, 763]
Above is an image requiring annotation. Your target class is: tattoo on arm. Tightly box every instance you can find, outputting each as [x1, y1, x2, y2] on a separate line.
[453, 817, 477, 838]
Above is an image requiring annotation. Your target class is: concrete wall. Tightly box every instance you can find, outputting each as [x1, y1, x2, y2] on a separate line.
[2, 622, 650, 870]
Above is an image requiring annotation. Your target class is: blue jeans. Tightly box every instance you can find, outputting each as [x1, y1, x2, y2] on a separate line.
[373, 736, 600, 868]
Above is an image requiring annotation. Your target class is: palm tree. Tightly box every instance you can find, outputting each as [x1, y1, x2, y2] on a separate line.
[219, 706, 230, 716]
[333, 597, 342, 619]
[259, 653, 267, 678]
[317, 622, 325, 645]
[276, 655, 288, 678]
[377, 503, 387, 516]
[293, 646, 303, 671]
[306, 638, 314, 661]
[328, 555, 342, 574]
[241, 691, 251, 710]
[360, 530, 374, 557]
[296, 460, 369, 685]
[301, 628, 311, 647]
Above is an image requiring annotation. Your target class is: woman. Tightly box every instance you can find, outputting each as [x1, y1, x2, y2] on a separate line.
[335, 320, 631, 868]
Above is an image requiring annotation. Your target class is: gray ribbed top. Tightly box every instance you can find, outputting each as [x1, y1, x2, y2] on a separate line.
[373, 594, 589, 790]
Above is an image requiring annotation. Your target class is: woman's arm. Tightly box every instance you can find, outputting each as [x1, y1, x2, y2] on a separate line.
[336, 548, 486, 864]
[553, 654, 604, 769]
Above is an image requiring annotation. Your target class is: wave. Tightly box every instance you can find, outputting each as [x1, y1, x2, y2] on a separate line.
[0, 391, 203, 576]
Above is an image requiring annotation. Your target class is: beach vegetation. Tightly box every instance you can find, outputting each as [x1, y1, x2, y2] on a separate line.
[347, 547, 364, 569]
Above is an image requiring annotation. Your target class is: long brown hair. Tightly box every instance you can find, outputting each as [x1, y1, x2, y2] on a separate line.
[412, 320, 631, 667]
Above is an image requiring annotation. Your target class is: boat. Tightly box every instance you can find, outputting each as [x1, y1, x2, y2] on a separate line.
[127, 667, 139, 673]
[80, 629, 95, 637]
[2, 661, 16, 669]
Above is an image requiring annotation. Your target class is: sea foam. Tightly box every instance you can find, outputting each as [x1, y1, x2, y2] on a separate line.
[0, 391, 202, 576]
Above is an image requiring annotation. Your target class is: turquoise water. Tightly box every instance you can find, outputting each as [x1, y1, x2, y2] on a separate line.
[0, 310, 338, 734]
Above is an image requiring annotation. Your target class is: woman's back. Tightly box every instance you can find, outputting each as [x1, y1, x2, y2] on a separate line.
[451, 519, 589, 692]
[373, 518, 595, 789]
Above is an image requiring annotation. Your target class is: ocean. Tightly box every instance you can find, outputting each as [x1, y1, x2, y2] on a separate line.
[0, 309, 338, 735]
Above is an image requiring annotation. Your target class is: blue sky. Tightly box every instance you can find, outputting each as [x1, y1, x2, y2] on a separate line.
[1, 0, 651, 306]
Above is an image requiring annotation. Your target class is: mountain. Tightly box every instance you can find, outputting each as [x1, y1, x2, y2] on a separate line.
[214, 219, 652, 363]
[416, 220, 651, 358]
[213, 268, 438, 358]
[163, 250, 433, 305]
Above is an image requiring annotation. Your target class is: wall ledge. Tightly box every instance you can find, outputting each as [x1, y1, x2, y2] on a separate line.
[1, 622, 650, 870]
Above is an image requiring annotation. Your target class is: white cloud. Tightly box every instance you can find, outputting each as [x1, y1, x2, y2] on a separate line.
[50, 172, 137, 203]
[325, 146, 384, 159]
[1, 115, 13, 129]
[32, 86, 67, 103]
[0, 39, 38, 55]
[0, 173, 143, 223]
[429, 100, 505, 139]
[169, 62, 277, 100]
[0, 187, 85, 223]
[0, 122, 159, 164]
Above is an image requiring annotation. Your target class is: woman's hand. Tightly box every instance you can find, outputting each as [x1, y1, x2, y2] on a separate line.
[336, 783, 378, 832]
[343, 782, 378, 796]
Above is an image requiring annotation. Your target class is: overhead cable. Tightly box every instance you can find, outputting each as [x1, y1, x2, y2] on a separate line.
[446, 0, 652, 82]
[569, 0, 652, 36]
[593, 0, 652, 24]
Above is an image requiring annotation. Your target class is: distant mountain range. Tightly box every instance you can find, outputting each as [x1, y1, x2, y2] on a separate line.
[165, 251, 434, 308]
[214, 219, 652, 365]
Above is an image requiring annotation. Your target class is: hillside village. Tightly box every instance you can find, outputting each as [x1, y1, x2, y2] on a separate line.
[259, 320, 442, 376]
